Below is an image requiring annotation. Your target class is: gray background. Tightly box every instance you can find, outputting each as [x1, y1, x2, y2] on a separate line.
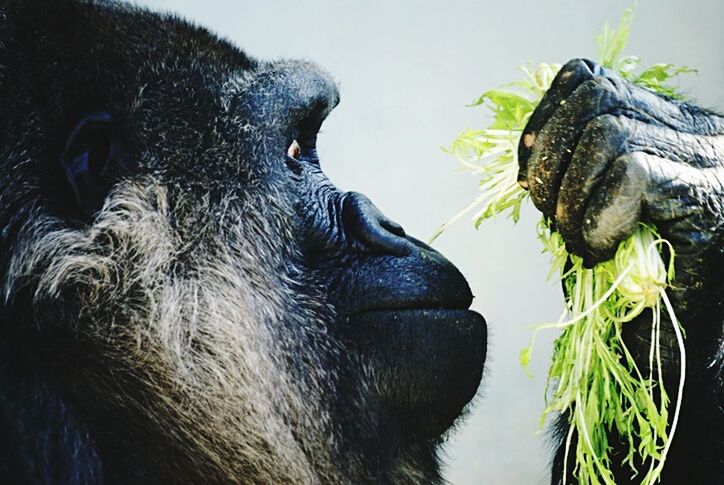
[134, 1, 723, 483]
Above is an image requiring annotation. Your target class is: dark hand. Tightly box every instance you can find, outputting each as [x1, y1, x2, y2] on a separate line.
[518, 58, 724, 318]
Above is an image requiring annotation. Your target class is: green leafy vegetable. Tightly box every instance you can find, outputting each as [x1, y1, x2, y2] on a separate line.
[435, 8, 692, 484]
[597, 7, 635, 71]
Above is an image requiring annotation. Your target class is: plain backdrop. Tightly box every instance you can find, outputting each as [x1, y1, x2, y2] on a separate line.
[133, 1, 723, 483]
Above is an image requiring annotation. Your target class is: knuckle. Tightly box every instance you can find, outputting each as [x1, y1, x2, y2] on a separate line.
[618, 152, 651, 179]
[560, 58, 595, 76]
[527, 173, 550, 212]
[581, 214, 621, 260]
[572, 77, 623, 113]
[587, 113, 622, 132]
[571, 78, 607, 103]
[589, 75, 616, 92]
[554, 200, 575, 228]
[585, 74, 624, 95]
[552, 58, 596, 90]
[559, 58, 585, 75]
[580, 114, 630, 150]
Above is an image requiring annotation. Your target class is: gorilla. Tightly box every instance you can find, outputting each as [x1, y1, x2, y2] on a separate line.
[0, 1, 721, 485]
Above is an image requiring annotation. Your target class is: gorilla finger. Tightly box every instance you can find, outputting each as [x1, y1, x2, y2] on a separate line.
[582, 152, 723, 278]
[555, 115, 630, 256]
[527, 75, 724, 219]
[626, 125, 724, 169]
[527, 76, 626, 218]
[518, 58, 606, 187]
[552, 67, 724, 137]
[580, 153, 650, 267]
[556, 116, 724, 255]
[610, 76, 724, 136]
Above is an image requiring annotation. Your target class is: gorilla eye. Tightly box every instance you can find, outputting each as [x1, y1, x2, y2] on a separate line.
[287, 139, 301, 159]
[60, 112, 115, 217]
[292, 106, 325, 163]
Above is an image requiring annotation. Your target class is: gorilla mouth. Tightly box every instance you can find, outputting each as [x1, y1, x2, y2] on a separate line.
[335, 247, 485, 438]
[329, 231, 486, 438]
[349, 301, 475, 318]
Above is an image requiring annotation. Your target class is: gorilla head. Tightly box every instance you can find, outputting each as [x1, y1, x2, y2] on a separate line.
[0, 1, 486, 483]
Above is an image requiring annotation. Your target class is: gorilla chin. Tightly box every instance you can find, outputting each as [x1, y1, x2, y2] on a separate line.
[0, 1, 487, 484]
[349, 308, 486, 438]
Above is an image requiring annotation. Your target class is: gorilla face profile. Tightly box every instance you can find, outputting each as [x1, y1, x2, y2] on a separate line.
[0, 1, 486, 483]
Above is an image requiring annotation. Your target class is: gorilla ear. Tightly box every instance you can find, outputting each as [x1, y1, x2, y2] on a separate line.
[60, 112, 115, 217]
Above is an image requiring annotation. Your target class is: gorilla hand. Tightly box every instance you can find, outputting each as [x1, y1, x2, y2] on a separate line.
[518, 58, 724, 316]
[518, 58, 724, 483]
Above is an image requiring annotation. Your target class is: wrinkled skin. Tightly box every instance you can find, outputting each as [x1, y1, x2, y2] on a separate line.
[518, 58, 724, 484]
[0, 1, 486, 483]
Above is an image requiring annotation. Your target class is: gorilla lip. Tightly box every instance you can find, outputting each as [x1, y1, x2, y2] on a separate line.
[334, 239, 477, 320]
[347, 303, 477, 319]
[342, 292, 476, 319]
[344, 287, 475, 318]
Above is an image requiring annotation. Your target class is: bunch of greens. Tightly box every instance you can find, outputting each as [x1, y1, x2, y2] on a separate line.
[435, 9, 690, 485]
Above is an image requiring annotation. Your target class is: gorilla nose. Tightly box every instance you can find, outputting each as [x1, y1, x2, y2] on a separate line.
[342, 192, 413, 256]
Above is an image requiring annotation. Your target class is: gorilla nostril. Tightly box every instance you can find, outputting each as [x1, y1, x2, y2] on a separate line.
[380, 219, 406, 238]
[342, 192, 412, 256]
